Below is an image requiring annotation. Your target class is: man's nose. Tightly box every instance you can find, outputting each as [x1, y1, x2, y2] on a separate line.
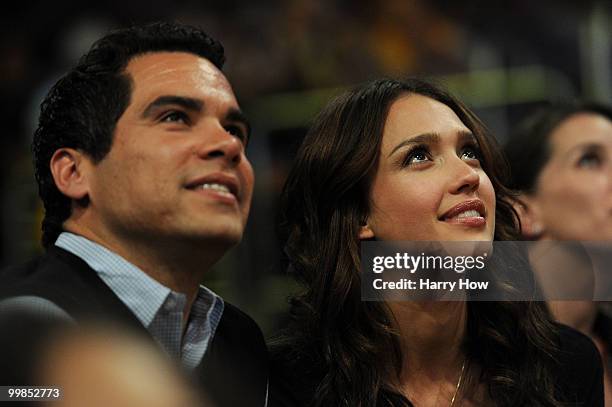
[196, 122, 244, 165]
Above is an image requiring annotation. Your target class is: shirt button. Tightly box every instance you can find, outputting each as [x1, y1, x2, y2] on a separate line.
[165, 297, 176, 310]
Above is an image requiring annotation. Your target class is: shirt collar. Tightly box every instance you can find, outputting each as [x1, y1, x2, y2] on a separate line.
[56, 232, 173, 327]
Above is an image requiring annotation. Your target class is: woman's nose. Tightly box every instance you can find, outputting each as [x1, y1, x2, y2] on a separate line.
[448, 159, 480, 195]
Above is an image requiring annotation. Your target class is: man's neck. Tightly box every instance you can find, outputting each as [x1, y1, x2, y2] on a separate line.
[63, 221, 226, 322]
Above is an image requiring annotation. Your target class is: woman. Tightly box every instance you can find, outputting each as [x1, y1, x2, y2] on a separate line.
[505, 101, 612, 405]
[271, 79, 603, 406]
[505, 102, 612, 241]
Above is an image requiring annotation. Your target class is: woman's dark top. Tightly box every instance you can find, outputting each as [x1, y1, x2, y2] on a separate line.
[269, 324, 603, 407]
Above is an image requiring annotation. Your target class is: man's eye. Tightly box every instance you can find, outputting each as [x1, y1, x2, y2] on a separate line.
[160, 111, 190, 124]
[225, 125, 247, 143]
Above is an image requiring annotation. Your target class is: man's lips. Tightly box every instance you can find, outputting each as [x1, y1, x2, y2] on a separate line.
[185, 173, 240, 201]
[439, 199, 486, 226]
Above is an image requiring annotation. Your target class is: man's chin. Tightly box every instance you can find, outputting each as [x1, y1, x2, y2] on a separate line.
[151, 224, 242, 249]
[188, 227, 244, 247]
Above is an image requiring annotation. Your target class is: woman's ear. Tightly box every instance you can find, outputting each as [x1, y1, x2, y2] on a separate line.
[358, 224, 375, 240]
[50, 148, 90, 201]
[512, 194, 544, 238]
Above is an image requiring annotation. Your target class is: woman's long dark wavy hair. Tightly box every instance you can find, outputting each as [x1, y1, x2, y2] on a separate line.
[276, 78, 561, 406]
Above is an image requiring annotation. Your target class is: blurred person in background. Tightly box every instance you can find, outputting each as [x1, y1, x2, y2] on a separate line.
[0, 312, 208, 407]
[505, 101, 612, 405]
[41, 323, 208, 407]
[270, 78, 602, 406]
[0, 21, 268, 407]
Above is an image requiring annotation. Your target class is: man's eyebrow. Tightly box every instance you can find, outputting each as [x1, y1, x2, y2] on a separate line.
[141, 96, 203, 118]
[388, 133, 441, 157]
[225, 108, 252, 140]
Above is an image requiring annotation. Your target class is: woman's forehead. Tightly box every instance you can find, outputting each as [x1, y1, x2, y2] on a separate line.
[382, 94, 470, 148]
[549, 113, 612, 153]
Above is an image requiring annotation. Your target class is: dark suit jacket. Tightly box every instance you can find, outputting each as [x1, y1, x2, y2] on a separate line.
[0, 245, 269, 407]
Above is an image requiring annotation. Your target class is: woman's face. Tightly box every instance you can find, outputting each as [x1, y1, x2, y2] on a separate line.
[528, 112, 612, 240]
[361, 94, 496, 242]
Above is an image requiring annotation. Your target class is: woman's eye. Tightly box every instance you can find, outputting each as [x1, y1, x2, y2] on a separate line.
[460, 146, 481, 162]
[160, 111, 190, 124]
[577, 152, 602, 169]
[402, 147, 431, 166]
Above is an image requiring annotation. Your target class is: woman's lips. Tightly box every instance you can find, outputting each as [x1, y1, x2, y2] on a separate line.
[439, 199, 486, 227]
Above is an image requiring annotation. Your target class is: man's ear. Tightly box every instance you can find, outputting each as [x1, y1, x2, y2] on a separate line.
[49, 148, 90, 201]
[512, 194, 544, 238]
[358, 224, 375, 240]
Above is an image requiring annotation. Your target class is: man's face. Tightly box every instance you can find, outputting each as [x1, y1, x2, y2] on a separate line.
[83, 52, 254, 248]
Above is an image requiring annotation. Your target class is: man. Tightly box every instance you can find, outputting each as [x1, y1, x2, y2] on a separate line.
[0, 22, 267, 407]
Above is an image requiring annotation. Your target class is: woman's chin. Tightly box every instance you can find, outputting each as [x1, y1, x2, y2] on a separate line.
[432, 223, 494, 242]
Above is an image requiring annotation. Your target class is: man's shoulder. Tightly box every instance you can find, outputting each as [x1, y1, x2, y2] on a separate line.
[2, 246, 83, 277]
[197, 301, 269, 407]
[219, 302, 264, 335]
[1, 247, 88, 297]
[211, 301, 268, 357]
[0, 248, 64, 299]
[0, 247, 139, 326]
[1, 253, 45, 281]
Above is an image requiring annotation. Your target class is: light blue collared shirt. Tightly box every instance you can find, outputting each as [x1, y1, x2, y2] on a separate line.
[55, 232, 224, 370]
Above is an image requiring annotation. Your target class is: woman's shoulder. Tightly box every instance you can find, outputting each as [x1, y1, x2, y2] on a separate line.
[555, 323, 604, 405]
[557, 323, 602, 372]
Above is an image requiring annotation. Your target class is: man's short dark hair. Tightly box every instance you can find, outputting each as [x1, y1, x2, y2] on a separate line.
[32, 22, 226, 248]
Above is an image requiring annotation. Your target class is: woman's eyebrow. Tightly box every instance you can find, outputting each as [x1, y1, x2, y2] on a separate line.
[388, 133, 440, 157]
[565, 142, 604, 157]
[457, 130, 477, 144]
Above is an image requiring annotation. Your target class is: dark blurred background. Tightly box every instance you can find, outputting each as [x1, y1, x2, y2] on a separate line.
[1, 0, 610, 336]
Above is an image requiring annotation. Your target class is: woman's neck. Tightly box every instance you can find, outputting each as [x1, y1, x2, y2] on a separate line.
[389, 301, 467, 391]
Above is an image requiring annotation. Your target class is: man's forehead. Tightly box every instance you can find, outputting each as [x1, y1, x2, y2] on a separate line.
[125, 51, 235, 105]
[127, 51, 223, 81]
